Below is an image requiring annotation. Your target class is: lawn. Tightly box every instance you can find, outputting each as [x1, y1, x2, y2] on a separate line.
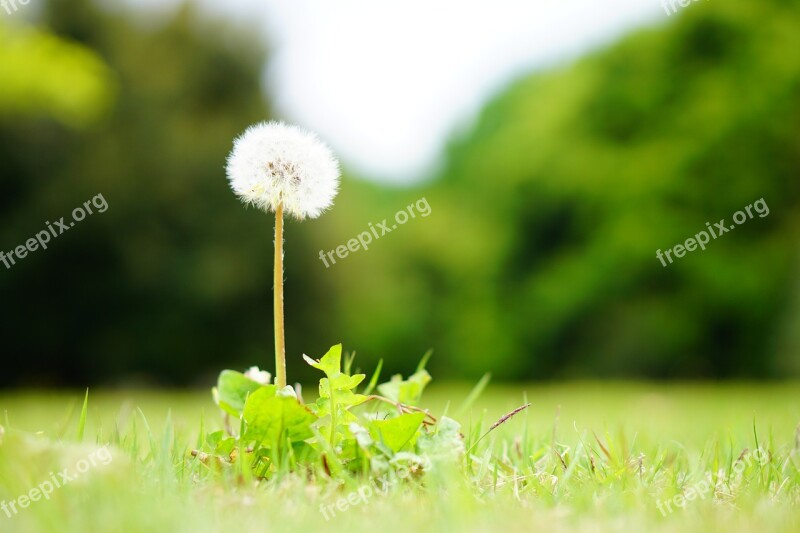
[1, 382, 798, 532]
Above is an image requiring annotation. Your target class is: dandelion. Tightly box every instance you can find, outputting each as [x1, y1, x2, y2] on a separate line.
[226, 121, 340, 388]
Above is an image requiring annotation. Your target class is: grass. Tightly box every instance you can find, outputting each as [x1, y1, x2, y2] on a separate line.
[1, 382, 799, 532]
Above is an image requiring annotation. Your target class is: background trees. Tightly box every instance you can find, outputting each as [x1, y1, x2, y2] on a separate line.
[2, 0, 798, 385]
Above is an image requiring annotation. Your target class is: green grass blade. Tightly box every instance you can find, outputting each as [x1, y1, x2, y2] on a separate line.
[363, 358, 384, 396]
[416, 349, 434, 372]
[456, 372, 491, 418]
[77, 388, 89, 442]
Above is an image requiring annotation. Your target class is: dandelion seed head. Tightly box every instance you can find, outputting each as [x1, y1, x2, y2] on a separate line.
[226, 121, 340, 219]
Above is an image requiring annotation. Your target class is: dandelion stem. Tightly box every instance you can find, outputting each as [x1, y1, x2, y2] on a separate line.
[274, 202, 287, 388]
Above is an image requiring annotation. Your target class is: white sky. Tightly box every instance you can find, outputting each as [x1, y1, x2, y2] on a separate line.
[124, 0, 666, 182]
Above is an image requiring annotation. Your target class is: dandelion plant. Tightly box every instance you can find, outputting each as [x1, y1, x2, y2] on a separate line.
[226, 121, 340, 388]
[219, 122, 468, 481]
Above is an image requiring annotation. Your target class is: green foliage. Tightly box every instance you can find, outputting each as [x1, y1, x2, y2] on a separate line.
[307, 0, 800, 380]
[377, 369, 431, 407]
[369, 412, 425, 453]
[213, 370, 267, 418]
[0, 22, 115, 126]
[4, 0, 800, 385]
[304, 344, 368, 446]
[417, 416, 465, 462]
[0, 1, 285, 386]
[242, 387, 316, 445]
[3, 385, 799, 532]
[209, 344, 463, 479]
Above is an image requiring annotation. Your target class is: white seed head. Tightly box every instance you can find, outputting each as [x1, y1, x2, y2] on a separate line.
[226, 121, 340, 219]
[244, 366, 271, 386]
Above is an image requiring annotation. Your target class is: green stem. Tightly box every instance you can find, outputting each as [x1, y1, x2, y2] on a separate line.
[329, 386, 337, 447]
[274, 203, 287, 389]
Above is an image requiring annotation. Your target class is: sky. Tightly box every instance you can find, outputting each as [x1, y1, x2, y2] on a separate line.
[125, 0, 667, 183]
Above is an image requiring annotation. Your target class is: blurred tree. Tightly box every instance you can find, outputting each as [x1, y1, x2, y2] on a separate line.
[0, 22, 114, 126]
[0, 1, 339, 385]
[433, 1, 800, 378]
[3, 0, 800, 385]
[308, 0, 800, 380]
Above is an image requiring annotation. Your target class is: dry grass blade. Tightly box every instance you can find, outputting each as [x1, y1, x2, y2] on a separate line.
[593, 430, 612, 462]
[468, 403, 532, 453]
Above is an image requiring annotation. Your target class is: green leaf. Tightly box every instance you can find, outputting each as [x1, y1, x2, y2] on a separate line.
[204, 430, 226, 450]
[319, 374, 366, 398]
[303, 344, 342, 378]
[369, 412, 426, 453]
[290, 441, 319, 464]
[215, 436, 237, 457]
[418, 416, 465, 463]
[243, 387, 316, 446]
[315, 390, 367, 413]
[377, 369, 432, 406]
[213, 370, 272, 418]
